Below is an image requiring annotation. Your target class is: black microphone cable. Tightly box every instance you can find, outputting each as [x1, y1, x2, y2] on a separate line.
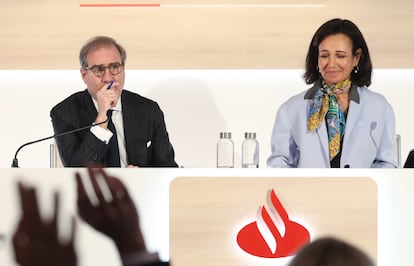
[11, 111, 111, 168]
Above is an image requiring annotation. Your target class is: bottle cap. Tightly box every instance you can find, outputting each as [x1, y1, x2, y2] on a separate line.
[220, 132, 231, 139]
[244, 132, 256, 139]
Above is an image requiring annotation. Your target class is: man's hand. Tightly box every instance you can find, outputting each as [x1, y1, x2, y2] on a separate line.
[95, 82, 121, 125]
[75, 166, 146, 256]
[12, 182, 77, 266]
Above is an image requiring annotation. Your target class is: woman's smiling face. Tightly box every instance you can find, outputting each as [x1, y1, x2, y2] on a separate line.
[318, 33, 361, 86]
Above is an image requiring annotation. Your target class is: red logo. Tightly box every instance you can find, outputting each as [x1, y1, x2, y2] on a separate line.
[236, 189, 310, 258]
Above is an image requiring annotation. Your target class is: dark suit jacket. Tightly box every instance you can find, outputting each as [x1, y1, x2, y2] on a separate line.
[50, 89, 178, 167]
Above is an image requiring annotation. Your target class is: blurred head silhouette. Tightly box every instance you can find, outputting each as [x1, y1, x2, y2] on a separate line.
[288, 237, 375, 266]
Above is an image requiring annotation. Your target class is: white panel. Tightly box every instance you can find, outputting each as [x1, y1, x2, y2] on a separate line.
[1, 69, 413, 168]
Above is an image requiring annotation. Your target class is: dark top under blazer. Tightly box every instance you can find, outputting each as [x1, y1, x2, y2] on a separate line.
[50, 89, 178, 167]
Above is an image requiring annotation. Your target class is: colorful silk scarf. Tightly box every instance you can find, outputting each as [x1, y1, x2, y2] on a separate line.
[307, 79, 351, 160]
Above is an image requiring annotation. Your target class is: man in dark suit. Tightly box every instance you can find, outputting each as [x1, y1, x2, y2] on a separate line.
[50, 36, 177, 167]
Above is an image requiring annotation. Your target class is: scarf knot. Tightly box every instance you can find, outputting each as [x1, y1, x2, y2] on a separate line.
[307, 79, 350, 160]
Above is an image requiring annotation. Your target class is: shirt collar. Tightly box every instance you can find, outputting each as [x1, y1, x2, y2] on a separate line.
[304, 78, 360, 104]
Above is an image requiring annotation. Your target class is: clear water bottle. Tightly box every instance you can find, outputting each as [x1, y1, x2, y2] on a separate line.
[242, 132, 259, 168]
[217, 132, 234, 168]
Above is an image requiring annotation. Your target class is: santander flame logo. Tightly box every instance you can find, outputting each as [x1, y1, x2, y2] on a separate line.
[236, 189, 310, 258]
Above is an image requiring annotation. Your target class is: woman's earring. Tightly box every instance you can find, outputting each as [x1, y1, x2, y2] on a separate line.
[354, 65, 359, 74]
[316, 66, 320, 72]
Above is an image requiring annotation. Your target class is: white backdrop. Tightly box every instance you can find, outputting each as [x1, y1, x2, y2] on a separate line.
[1, 69, 412, 168]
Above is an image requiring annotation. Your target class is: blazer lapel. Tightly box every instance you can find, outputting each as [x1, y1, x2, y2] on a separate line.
[344, 101, 362, 140]
[315, 121, 330, 166]
[306, 97, 330, 167]
[342, 97, 363, 162]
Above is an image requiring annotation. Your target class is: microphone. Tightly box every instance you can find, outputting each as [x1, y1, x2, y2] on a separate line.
[403, 149, 414, 168]
[11, 110, 111, 168]
[370, 121, 378, 152]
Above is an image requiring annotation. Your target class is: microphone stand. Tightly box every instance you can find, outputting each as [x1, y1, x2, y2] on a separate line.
[11, 118, 109, 168]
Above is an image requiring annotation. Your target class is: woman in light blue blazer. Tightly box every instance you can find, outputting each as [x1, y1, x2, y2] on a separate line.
[267, 18, 397, 168]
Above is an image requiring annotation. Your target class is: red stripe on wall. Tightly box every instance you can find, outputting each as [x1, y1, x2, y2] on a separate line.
[80, 3, 160, 7]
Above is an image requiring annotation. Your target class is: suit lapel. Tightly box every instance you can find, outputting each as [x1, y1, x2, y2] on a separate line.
[120, 92, 134, 161]
[79, 90, 98, 125]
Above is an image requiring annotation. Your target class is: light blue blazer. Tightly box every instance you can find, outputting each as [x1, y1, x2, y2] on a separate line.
[267, 84, 397, 168]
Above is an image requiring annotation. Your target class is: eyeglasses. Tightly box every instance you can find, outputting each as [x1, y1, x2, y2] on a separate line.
[84, 62, 124, 78]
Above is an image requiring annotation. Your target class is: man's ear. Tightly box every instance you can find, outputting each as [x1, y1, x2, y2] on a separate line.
[80, 68, 87, 83]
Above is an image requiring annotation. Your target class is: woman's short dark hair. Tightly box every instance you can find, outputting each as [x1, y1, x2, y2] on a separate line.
[288, 237, 375, 266]
[304, 18, 372, 87]
[79, 36, 127, 69]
